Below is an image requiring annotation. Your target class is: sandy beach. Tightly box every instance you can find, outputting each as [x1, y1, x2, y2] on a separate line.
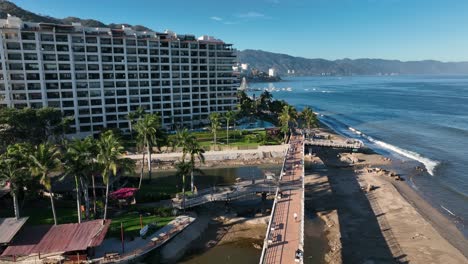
[305, 128, 468, 263]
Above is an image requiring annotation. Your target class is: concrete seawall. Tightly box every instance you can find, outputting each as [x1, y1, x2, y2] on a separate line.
[127, 145, 288, 167]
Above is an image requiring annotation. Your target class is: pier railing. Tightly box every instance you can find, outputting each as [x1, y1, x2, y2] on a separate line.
[259, 144, 290, 264]
[172, 182, 277, 209]
[305, 139, 363, 149]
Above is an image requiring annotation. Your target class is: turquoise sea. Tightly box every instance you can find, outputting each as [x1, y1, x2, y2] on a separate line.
[249, 75, 468, 237]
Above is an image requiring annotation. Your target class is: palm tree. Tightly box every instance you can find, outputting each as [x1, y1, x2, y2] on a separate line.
[134, 113, 160, 184]
[186, 139, 205, 193]
[173, 128, 192, 152]
[173, 129, 205, 193]
[224, 111, 237, 145]
[96, 131, 134, 220]
[0, 144, 30, 219]
[175, 161, 201, 210]
[30, 143, 61, 225]
[300, 106, 318, 130]
[258, 90, 273, 112]
[126, 107, 146, 139]
[278, 105, 298, 143]
[63, 137, 95, 223]
[209, 112, 221, 148]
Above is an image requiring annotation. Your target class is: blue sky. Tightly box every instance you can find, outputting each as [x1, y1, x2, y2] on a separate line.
[12, 0, 468, 61]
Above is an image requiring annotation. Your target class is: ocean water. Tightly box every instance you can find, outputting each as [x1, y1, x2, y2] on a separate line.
[249, 75, 468, 236]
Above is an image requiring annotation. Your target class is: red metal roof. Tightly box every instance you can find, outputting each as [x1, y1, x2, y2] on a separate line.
[110, 187, 138, 199]
[2, 220, 110, 256]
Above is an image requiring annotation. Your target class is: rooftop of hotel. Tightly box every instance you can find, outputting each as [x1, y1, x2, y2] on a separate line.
[0, 14, 229, 44]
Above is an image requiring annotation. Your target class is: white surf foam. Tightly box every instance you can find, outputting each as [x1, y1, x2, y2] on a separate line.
[348, 127, 440, 176]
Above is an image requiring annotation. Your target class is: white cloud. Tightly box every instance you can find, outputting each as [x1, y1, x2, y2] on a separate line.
[237, 11, 268, 19]
[210, 16, 223, 21]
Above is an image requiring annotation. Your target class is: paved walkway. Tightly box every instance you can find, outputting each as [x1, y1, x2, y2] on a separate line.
[262, 134, 304, 264]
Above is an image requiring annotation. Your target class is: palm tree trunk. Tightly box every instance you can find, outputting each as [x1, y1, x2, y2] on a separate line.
[214, 132, 217, 148]
[139, 152, 146, 189]
[226, 120, 229, 145]
[49, 192, 58, 225]
[147, 143, 152, 182]
[103, 181, 110, 220]
[74, 176, 82, 223]
[12, 192, 20, 219]
[182, 174, 186, 210]
[190, 170, 194, 193]
[92, 174, 97, 216]
[129, 123, 133, 140]
[80, 178, 90, 219]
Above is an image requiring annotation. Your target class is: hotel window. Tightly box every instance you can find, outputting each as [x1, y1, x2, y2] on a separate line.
[88, 64, 100, 71]
[126, 39, 136, 46]
[45, 73, 58, 80]
[113, 38, 123, 45]
[101, 38, 111, 45]
[61, 82, 72, 89]
[6, 42, 21, 50]
[40, 34, 54, 41]
[75, 64, 86, 71]
[86, 37, 97, 44]
[46, 83, 59, 90]
[59, 64, 71, 71]
[91, 99, 102, 106]
[21, 32, 36, 40]
[62, 101, 74, 108]
[61, 91, 73, 98]
[72, 36, 84, 43]
[9, 63, 23, 70]
[10, 73, 24, 80]
[8, 53, 22, 60]
[55, 35, 68, 42]
[22, 43, 36, 50]
[57, 45, 69, 52]
[28, 83, 41, 90]
[27, 73, 40, 80]
[88, 73, 100, 79]
[87, 55, 98, 62]
[73, 46, 85, 52]
[44, 63, 57, 71]
[87, 46, 98, 53]
[60, 73, 72, 80]
[42, 44, 55, 51]
[58, 54, 70, 61]
[43, 54, 56, 61]
[115, 65, 125, 71]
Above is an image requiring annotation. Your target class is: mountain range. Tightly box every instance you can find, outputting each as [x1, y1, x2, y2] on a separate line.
[238, 50, 468, 76]
[2, 0, 468, 76]
[238, 49, 468, 76]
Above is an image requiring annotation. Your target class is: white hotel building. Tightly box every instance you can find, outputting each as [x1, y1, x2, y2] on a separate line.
[0, 16, 238, 135]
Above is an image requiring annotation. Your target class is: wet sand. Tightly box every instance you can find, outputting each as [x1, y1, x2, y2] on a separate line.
[305, 128, 468, 263]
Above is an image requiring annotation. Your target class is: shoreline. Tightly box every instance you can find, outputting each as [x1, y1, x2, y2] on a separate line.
[308, 125, 468, 262]
[319, 121, 468, 256]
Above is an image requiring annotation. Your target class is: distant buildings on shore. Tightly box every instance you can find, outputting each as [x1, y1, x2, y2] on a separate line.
[233, 63, 281, 82]
[0, 15, 238, 135]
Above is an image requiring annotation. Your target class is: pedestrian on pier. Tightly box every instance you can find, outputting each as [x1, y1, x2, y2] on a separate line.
[293, 212, 298, 222]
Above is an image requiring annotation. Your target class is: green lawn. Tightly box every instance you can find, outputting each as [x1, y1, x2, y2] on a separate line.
[122, 128, 281, 150]
[178, 129, 281, 148]
[108, 211, 174, 238]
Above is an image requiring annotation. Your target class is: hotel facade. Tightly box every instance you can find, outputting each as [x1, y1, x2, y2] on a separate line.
[0, 16, 238, 135]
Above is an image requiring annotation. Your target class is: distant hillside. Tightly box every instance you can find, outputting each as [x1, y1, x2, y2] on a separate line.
[238, 49, 468, 76]
[0, 0, 152, 31]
